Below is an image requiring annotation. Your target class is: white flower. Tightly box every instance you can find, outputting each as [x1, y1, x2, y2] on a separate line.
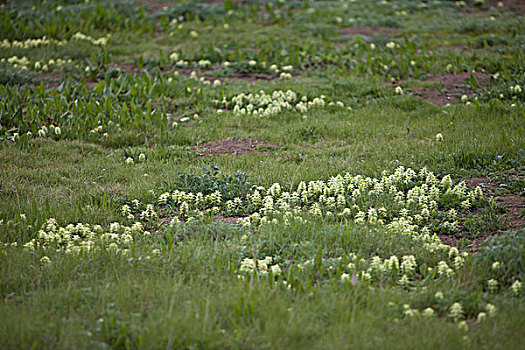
[435, 133, 444, 142]
[458, 320, 468, 331]
[138, 153, 146, 162]
[510, 280, 522, 296]
[449, 302, 464, 321]
[422, 308, 435, 317]
[271, 264, 282, 276]
[386, 41, 396, 49]
[170, 52, 180, 62]
[248, 60, 257, 66]
[487, 279, 498, 293]
[394, 86, 404, 95]
[126, 157, 134, 165]
[477, 312, 486, 323]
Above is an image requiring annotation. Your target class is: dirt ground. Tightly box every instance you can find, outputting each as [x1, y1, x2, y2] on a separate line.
[338, 27, 398, 37]
[413, 72, 491, 105]
[195, 137, 279, 156]
[440, 175, 525, 251]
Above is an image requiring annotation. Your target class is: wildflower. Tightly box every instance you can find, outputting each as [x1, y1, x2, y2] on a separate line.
[190, 30, 198, 37]
[422, 308, 435, 317]
[510, 280, 522, 296]
[477, 312, 486, 323]
[239, 258, 255, 273]
[40, 256, 51, 264]
[435, 133, 444, 142]
[55, 126, 61, 135]
[398, 274, 409, 286]
[394, 86, 404, 95]
[270, 264, 282, 276]
[403, 308, 419, 317]
[449, 302, 464, 322]
[138, 153, 146, 162]
[491, 261, 500, 270]
[485, 303, 497, 316]
[386, 42, 396, 49]
[487, 279, 498, 293]
[126, 157, 134, 165]
[248, 60, 257, 66]
[458, 321, 468, 331]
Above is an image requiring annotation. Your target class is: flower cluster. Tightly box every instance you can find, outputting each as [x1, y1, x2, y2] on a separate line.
[1, 56, 73, 72]
[0, 32, 110, 50]
[239, 256, 282, 277]
[23, 218, 147, 255]
[217, 90, 335, 117]
[71, 32, 111, 46]
[0, 36, 67, 49]
[125, 167, 484, 258]
[9, 125, 62, 142]
[300, 250, 467, 287]
[237, 167, 483, 246]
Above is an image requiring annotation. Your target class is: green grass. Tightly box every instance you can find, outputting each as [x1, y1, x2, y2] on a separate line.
[1, 0, 524, 349]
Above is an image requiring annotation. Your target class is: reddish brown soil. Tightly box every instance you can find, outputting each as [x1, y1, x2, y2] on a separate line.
[438, 234, 492, 252]
[338, 27, 398, 36]
[110, 63, 145, 75]
[196, 137, 278, 156]
[413, 72, 491, 105]
[459, 0, 525, 14]
[440, 176, 525, 250]
[441, 45, 472, 50]
[173, 69, 277, 83]
[34, 72, 67, 89]
[216, 215, 246, 224]
[211, 0, 245, 5]
[467, 177, 524, 231]
[497, 194, 524, 230]
[137, 0, 176, 14]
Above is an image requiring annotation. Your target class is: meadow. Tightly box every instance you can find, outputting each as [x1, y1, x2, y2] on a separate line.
[0, 0, 524, 348]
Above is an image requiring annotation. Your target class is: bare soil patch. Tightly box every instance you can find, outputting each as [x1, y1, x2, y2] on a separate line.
[211, 0, 245, 5]
[459, 0, 525, 14]
[216, 215, 246, 224]
[338, 27, 398, 36]
[413, 72, 491, 105]
[465, 176, 524, 231]
[438, 234, 491, 252]
[196, 137, 279, 156]
[35, 72, 67, 89]
[441, 176, 525, 250]
[440, 45, 472, 50]
[137, 0, 176, 14]
[173, 68, 278, 83]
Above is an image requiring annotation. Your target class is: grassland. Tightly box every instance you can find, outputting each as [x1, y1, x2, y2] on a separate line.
[0, 0, 524, 349]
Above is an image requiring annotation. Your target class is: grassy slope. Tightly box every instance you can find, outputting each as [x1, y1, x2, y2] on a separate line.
[0, 0, 524, 349]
